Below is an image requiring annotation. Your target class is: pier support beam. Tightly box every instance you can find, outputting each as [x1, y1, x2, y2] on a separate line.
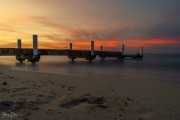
[17, 39, 21, 49]
[100, 46, 103, 52]
[33, 35, 38, 56]
[16, 39, 26, 62]
[140, 46, 143, 56]
[69, 43, 74, 62]
[117, 44, 125, 60]
[121, 45, 124, 56]
[86, 41, 96, 62]
[100, 45, 105, 61]
[70, 43, 72, 51]
[90, 41, 94, 62]
[91, 41, 94, 56]
[133, 46, 144, 59]
[27, 35, 40, 62]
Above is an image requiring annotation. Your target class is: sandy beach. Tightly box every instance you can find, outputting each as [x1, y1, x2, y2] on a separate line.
[0, 65, 180, 120]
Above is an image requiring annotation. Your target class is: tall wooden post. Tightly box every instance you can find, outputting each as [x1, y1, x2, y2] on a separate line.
[91, 41, 94, 56]
[17, 39, 21, 49]
[69, 43, 74, 62]
[33, 35, 38, 55]
[70, 43, 72, 51]
[140, 46, 143, 56]
[121, 44, 124, 56]
[100, 46, 103, 52]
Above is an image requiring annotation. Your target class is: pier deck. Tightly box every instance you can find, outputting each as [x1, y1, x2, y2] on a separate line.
[0, 48, 143, 59]
[1, 35, 143, 63]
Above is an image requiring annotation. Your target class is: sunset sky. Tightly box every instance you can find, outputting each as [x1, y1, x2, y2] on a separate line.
[0, 0, 180, 53]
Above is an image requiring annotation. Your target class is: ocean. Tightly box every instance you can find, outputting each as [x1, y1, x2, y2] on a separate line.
[0, 54, 180, 83]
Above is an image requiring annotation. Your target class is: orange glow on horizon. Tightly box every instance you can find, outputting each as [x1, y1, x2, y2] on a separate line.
[0, 36, 179, 51]
[124, 38, 180, 48]
[37, 40, 122, 51]
[37, 38, 180, 51]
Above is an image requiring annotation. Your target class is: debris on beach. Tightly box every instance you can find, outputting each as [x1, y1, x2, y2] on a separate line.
[60, 96, 107, 109]
[2, 82, 7, 85]
[1, 87, 10, 92]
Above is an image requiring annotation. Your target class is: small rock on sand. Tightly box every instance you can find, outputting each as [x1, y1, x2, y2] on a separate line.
[31, 107, 39, 110]
[2, 82, 7, 85]
[124, 101, 128, 107]
[38, 94, 44, 97]
[2, 101, 14, 107]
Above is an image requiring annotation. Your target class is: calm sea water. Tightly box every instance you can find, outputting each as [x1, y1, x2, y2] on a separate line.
[0, 54, 180, 82]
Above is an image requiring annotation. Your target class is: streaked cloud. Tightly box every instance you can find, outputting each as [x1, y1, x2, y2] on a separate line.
[0, 0, 180, 53]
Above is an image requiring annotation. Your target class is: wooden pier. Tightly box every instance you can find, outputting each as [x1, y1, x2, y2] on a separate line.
[68, 42, 143, 62]
[68, 50, 96, 62]
[0, 35, 143, 63]
[0, 48, 143, 62]
[15, 35, 40, 63]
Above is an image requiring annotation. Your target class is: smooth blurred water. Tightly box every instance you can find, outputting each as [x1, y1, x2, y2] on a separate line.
[0, 54, 180, 82]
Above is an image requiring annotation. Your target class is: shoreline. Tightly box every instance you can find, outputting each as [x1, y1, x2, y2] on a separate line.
[0, 66, 180, 120]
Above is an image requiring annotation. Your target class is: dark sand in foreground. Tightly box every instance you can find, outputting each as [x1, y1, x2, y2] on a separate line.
[0, 66, 180, 120]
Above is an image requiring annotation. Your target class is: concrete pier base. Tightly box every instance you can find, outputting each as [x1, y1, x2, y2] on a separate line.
[86, 55, 96, 62]
[16, 39, 26, 62]
[27, 55, 40, 63]
[101, 57, 105, 61]
[16, 55, 26, 62]
[71, 58, 74, 62]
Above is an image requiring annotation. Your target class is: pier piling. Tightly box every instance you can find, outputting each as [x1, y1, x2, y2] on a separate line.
[27, 35, 40, 62]
[91, 41, 94, 56]
[100, 46, 103, 52]
[70, 43, 72, 51]
[33, 35, 38, 56]
[69, 43, 75, 62]
[89, 41, 95, 62]
[121, 45, 124, 56]
[100, 46, 105, 61]
[17, 39, 21, 49]
[140, 46, 143, 56]
[16, 39, 26, 62]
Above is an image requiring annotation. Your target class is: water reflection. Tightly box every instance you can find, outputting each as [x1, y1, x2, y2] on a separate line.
[15, 61, 25, 67]
[1, 55, 180, 82]
[30, 62, 39, 70]
[31, 62, 36, 67]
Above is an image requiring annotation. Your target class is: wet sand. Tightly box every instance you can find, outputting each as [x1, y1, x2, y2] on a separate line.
[0, 66, 180, 120]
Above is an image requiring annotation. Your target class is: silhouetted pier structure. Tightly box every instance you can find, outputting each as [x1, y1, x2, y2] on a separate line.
[0, 34, 143, 63]
[0, 48, 143, 62]
[68, 41, 96, 62]
[68, 42, 143, 62]
[68, 50, 143, 61]
[16, 35, 40, 63]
